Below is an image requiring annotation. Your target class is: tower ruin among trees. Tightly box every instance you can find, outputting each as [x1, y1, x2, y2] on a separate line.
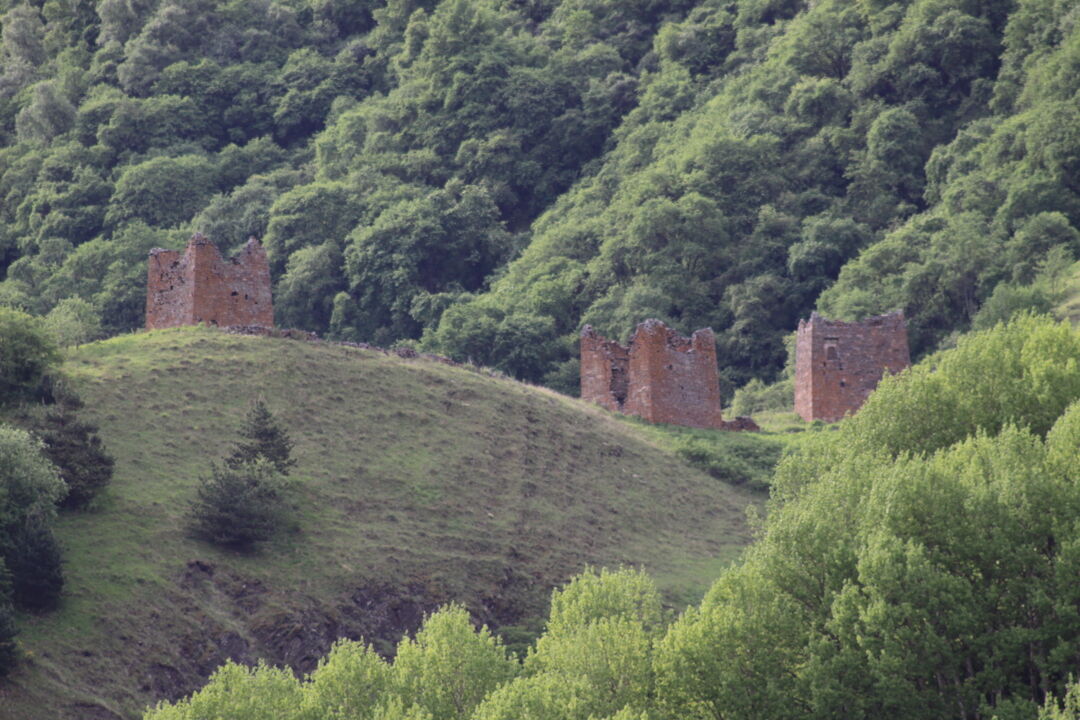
[581, 319, 729, 429]
[146, 233, 273, 330]
[794, 311, 910, 422]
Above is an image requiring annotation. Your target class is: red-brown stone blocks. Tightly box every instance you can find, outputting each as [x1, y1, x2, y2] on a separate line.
[146, 234, 273, 330]
[794, 311, 910, 422]
[581, 320, 726, 430]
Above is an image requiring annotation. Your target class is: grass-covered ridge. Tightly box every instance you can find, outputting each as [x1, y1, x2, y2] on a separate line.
[145, 317, 1080, 720]
[3, 326, 759, 720]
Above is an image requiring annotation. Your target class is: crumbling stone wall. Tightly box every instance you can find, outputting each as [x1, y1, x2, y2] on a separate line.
[581, 320, 727, 430]
[146, 234, 273, 330]
[580, 327, 630, 413]
[794, 311, 911, 422]
[625, 320, 726, 429]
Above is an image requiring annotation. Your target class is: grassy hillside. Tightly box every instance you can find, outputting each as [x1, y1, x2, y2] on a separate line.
[1, 327, 759, 720]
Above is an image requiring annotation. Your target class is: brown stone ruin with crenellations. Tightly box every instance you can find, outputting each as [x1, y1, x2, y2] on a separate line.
[581, 319, 758, 431]
[794, 310, 911, 423]
[146, 233, 273, 330]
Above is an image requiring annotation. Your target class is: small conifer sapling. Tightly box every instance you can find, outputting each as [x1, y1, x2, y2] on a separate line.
[226, 400, 295, 474]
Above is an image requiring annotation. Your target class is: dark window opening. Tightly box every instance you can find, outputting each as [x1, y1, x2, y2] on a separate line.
[610, 363, 629, 407]
[824, 337, 840, 364]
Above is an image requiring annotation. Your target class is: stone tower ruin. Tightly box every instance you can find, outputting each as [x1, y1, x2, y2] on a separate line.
[794, 311, 910, 423]
[145, 233, 273, 330]
[581, 319, 727, 429]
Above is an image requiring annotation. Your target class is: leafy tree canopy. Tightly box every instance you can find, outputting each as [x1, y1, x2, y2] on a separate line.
[0, 307, 59, 403]
[0, 0, 1077, 394]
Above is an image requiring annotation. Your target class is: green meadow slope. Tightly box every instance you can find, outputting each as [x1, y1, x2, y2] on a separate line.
[2, 327, 758, 720]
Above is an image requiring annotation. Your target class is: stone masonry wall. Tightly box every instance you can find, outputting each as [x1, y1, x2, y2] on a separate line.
[625, 320, 725, 429]
[145, 247, 192, 328]
[581, 320, 727, 430]
[794, 311, 910, 422]
[580, 326, 630, 413]
[146, 234, 273, 330]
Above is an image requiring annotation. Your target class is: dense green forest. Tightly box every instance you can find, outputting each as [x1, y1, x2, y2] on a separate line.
[2, 0, 1077, 394]
[147, 315, 1080, 719]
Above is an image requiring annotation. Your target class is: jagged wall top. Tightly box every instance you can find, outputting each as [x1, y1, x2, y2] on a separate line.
[145, 233, 273, 330]
[580, 319, 726, 430]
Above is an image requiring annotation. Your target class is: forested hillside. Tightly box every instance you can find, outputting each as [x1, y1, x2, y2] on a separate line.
[435, 0, 1080, 390]
[0, 0, 699, 341]
[2, 0, 1077, 395]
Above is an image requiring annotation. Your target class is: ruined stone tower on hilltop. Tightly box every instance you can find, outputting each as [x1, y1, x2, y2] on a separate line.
[581, 319, 728, 429]
[794, 311, 910, 423]
[145, 233, 273, 330]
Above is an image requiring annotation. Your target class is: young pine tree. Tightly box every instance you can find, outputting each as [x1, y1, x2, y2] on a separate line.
[189, 401, 298, 549]
[225, 400, 295, 475]
[5, 514, 64, 611]
[34, 404, 115, 510]
[14, 383, 115, 510]
[188, 461, 284, 550]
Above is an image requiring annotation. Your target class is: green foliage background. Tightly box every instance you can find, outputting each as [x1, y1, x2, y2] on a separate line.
[4, 3, 1079, 712]
[2, 0, 1077, 394]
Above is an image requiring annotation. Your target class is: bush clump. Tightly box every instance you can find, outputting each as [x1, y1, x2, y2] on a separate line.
[0, 597, 18, 677]
[188, 461, 288, 550]
[731, 377, 794, 416]
[672, 433, 782, 490]
[0, 308, 60, 404]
